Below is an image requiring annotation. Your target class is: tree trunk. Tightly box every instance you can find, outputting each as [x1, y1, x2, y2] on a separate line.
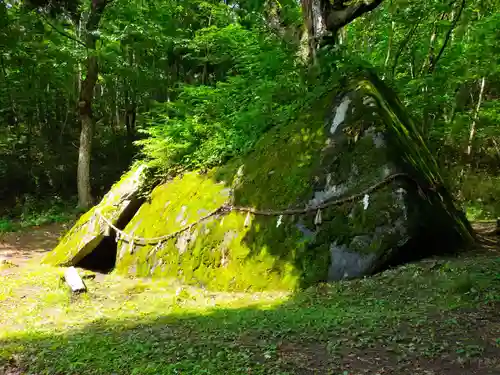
[383, 21, 395, 70]
[300, 0, 384, 59]
[125, 46, 137, 140]
[77, 0, 112, 208]
[78, 54, 98, 208]
[300, 0, 320, 62]
[466, 77, 486, 156]
[77, 114, 93, 207]
[114, 78, 120, 129]
[125, 101, 136, 139]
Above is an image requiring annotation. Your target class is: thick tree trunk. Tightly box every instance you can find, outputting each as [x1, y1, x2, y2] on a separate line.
[300, 0, 320, 62]
[300, 0, 384, 59]
[77, 0, 111, 208]
[78, 110, 94, 207]
[78, 51, 98, 208]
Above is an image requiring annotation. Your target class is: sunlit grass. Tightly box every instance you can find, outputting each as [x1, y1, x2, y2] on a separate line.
[1, 253, 499, 374]
[0, 263, 288, 339]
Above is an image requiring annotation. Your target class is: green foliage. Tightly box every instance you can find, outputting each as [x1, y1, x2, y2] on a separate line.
[0, 197, 83, 233]
[0, 0, 136, 208]
[0, 0, 304, 211]
[138, 23, 307, 174]
[342, 0, 500, 216]
[345, 0, 500, 136]
[460, 169, 500, 220]
[1, 0, 499, 221]
[0, 218, 15, 233]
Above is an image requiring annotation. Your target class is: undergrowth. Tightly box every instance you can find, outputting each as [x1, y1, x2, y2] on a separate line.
[461, 170, 500, 221]
[0, 197, 83, 233]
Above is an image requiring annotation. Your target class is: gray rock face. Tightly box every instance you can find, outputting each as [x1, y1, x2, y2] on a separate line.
[328, 242, 377, 280]
[315, 75, 473, 280]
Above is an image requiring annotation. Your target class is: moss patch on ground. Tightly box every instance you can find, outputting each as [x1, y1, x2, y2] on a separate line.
[1, 249, 499, 375]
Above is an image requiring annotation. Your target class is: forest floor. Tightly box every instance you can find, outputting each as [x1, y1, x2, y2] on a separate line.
[0, 223, 69, 266]
[0, 224, 499, 375]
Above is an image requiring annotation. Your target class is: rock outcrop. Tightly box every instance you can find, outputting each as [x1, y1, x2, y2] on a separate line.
[43, 165, 147, 267]
[46, 72, 474, 290]
[113, 73, 473, 289]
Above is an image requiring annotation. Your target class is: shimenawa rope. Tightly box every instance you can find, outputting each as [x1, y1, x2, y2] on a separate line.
[95, 172, 423, 247]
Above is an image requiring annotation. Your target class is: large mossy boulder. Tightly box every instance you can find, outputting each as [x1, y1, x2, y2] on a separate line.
[43, 165, 148, 266]
[112, 73, 473, 291]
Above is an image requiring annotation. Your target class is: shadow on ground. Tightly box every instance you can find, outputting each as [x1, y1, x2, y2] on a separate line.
[1, 249, 499, 375]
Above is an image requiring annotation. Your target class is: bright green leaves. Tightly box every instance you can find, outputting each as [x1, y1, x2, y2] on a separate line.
[138, 23, 308, 174]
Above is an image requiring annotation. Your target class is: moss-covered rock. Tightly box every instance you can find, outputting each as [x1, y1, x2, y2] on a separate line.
[112, 72, 473, 291]
[42, 165, 148, 266]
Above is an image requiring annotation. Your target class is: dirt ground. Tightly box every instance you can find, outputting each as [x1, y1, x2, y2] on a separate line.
[0, 223, 68, 266]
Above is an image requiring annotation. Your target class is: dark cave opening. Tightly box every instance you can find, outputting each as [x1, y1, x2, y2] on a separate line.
[378, 217, 466, 275]
[75, 198, 144, 273]
[77, 236, 117, 273]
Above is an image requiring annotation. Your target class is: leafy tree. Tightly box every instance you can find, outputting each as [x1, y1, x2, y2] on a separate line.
[1, 0, 500, 220]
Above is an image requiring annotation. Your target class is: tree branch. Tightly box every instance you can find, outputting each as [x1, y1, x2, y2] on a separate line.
[421, 11, 446, 76]
[83, 0, 111, 47]
[429, 0, 466, 73]
[326, 0, 384, 33]
[37, 11, 87, 48]
[466, 77, 486, 156]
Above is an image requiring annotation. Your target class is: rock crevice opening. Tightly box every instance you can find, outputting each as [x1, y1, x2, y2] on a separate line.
[75, 197, 144, 273]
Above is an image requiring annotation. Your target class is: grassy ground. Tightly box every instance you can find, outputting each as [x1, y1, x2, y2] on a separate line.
[1, 242, 499, 375]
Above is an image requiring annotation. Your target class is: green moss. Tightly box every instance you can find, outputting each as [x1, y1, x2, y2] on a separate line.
[116, 171, 307, 291]
[355, 73, 473, 243]
[42, 206, 101, 266]
[115, 81, 409, 290]
[116, 97, 337, 291]
[61, 72, 471, 292]
[43, 165, 148, 266]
